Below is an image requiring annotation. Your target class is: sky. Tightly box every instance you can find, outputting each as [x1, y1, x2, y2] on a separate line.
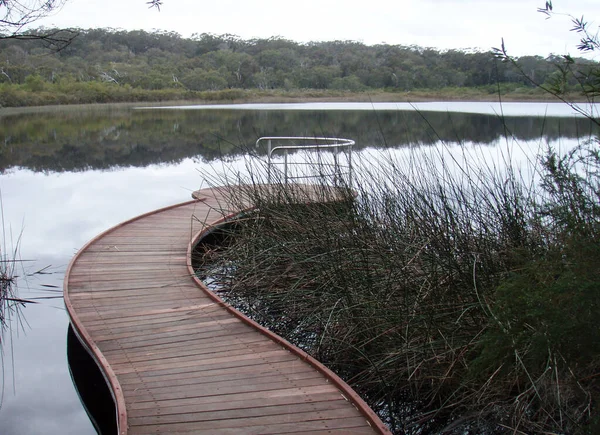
[32, 0, 600, 57]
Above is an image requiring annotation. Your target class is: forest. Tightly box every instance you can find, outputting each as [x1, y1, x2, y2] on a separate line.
[0, 28, 597, 106]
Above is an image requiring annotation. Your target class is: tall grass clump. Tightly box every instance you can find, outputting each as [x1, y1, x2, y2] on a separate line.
[194, 136, 600, 434]
[0, 211, 22, 343]
[0, 251, 18, 341]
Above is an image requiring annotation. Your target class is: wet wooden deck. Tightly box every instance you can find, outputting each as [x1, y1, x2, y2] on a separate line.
[65, 186, 390, 435]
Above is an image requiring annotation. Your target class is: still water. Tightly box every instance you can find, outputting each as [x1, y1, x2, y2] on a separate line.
[0, 102, 596, 434]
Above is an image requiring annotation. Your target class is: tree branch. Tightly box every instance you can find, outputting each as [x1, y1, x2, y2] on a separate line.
[0, 28, 79, 51]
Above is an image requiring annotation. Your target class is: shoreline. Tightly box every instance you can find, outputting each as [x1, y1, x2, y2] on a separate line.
[0, 90, 584, 116]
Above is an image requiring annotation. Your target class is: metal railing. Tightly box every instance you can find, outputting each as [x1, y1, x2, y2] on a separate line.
[256, 136, 355, 187]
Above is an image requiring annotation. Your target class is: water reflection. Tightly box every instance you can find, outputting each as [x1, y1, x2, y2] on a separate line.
[0, 160, 210, 435]
[67, 325, 117, 435]
[0, 103, 597, 434]
[1, 106, 597, 173]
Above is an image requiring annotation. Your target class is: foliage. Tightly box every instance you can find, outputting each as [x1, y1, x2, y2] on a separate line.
[0, 27, 596, 106]
[196, 135, 600, 434]
[493, 2, 600, 127]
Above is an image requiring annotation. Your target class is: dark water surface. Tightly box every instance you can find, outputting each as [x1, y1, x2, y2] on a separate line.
[1, 103, 597, 172]
[0, 102, 596, 434]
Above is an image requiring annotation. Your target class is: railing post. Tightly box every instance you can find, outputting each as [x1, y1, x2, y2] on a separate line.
[284, 149, 288, 184]
[348, 144, 353, 189]
[333, 145, 339, 186]
[267, 139, 272, 184]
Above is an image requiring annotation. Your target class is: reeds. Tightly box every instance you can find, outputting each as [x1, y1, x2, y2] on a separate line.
[0, 204, 21, 341]
[194, 137, 600, 434]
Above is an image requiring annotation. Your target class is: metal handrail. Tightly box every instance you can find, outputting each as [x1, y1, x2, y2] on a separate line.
[256, 136, 355, 187]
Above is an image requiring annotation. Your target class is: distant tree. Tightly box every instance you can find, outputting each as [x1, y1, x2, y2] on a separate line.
[181, 68, 227, 91]
[331, 75, 366, 91]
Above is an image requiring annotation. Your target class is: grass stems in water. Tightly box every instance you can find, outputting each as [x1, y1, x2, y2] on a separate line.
[194, 138, 600, 434]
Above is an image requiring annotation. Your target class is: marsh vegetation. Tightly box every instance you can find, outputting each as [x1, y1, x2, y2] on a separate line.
[195, 133, 600, 434]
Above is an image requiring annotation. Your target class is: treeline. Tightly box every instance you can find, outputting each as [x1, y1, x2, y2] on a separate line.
[0, 28, 597, 106]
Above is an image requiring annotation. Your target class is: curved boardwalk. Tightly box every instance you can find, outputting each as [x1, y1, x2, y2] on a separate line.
[65, 186, 390, 435]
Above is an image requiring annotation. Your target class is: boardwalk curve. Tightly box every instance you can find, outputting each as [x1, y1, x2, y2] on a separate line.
[65, 186, 391, 435]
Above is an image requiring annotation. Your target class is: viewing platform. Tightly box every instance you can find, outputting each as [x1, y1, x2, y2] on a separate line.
[64, 185, 390, 434]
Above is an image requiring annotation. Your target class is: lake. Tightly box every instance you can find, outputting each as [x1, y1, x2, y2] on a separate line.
[0, 101, 597, 434]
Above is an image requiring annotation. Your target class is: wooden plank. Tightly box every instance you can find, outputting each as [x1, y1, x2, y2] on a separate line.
[284, 429, 376, 434]
[70, 262, 189, 272]
[68, 271, 191, 281]
[114, 351, 298, 377]
[71, 297, 201, 312]
[82, 245, 187, 253]
[93, 318, 240, 342]
[76, 252, 190, 259]
[64, 190, 387, 435]
[85, 313, 236, 336]
[127, 410, 365, 434]
[69, 292, 185, 303]
[111, 348, 293, 376]
[125, 384, 340, 411]
[120, 364, 317, 392]
[128, 399, 354, 426]
[124, 370, 324, 397]
[117, 358, 312, 384]
[123, 378, 345, 407]
[68, 284, 201, 295]
[74, 302, 219, 321]
[130, 420, 374, 435]
[82, 308, 232, 330]
[126, 390, 344, 418]
[100, 328, 261, 352]
[105, 337, 280, 365]
[124, 372, 328, 403]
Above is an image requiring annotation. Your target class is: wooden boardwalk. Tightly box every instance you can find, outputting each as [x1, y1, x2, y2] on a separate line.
[65, 186, 390, 435]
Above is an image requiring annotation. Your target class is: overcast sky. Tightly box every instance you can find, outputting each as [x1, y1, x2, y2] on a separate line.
[33, 0, 600, 56]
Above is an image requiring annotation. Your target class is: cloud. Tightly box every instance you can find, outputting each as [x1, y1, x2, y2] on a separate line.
[29, 0, 599, 56]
